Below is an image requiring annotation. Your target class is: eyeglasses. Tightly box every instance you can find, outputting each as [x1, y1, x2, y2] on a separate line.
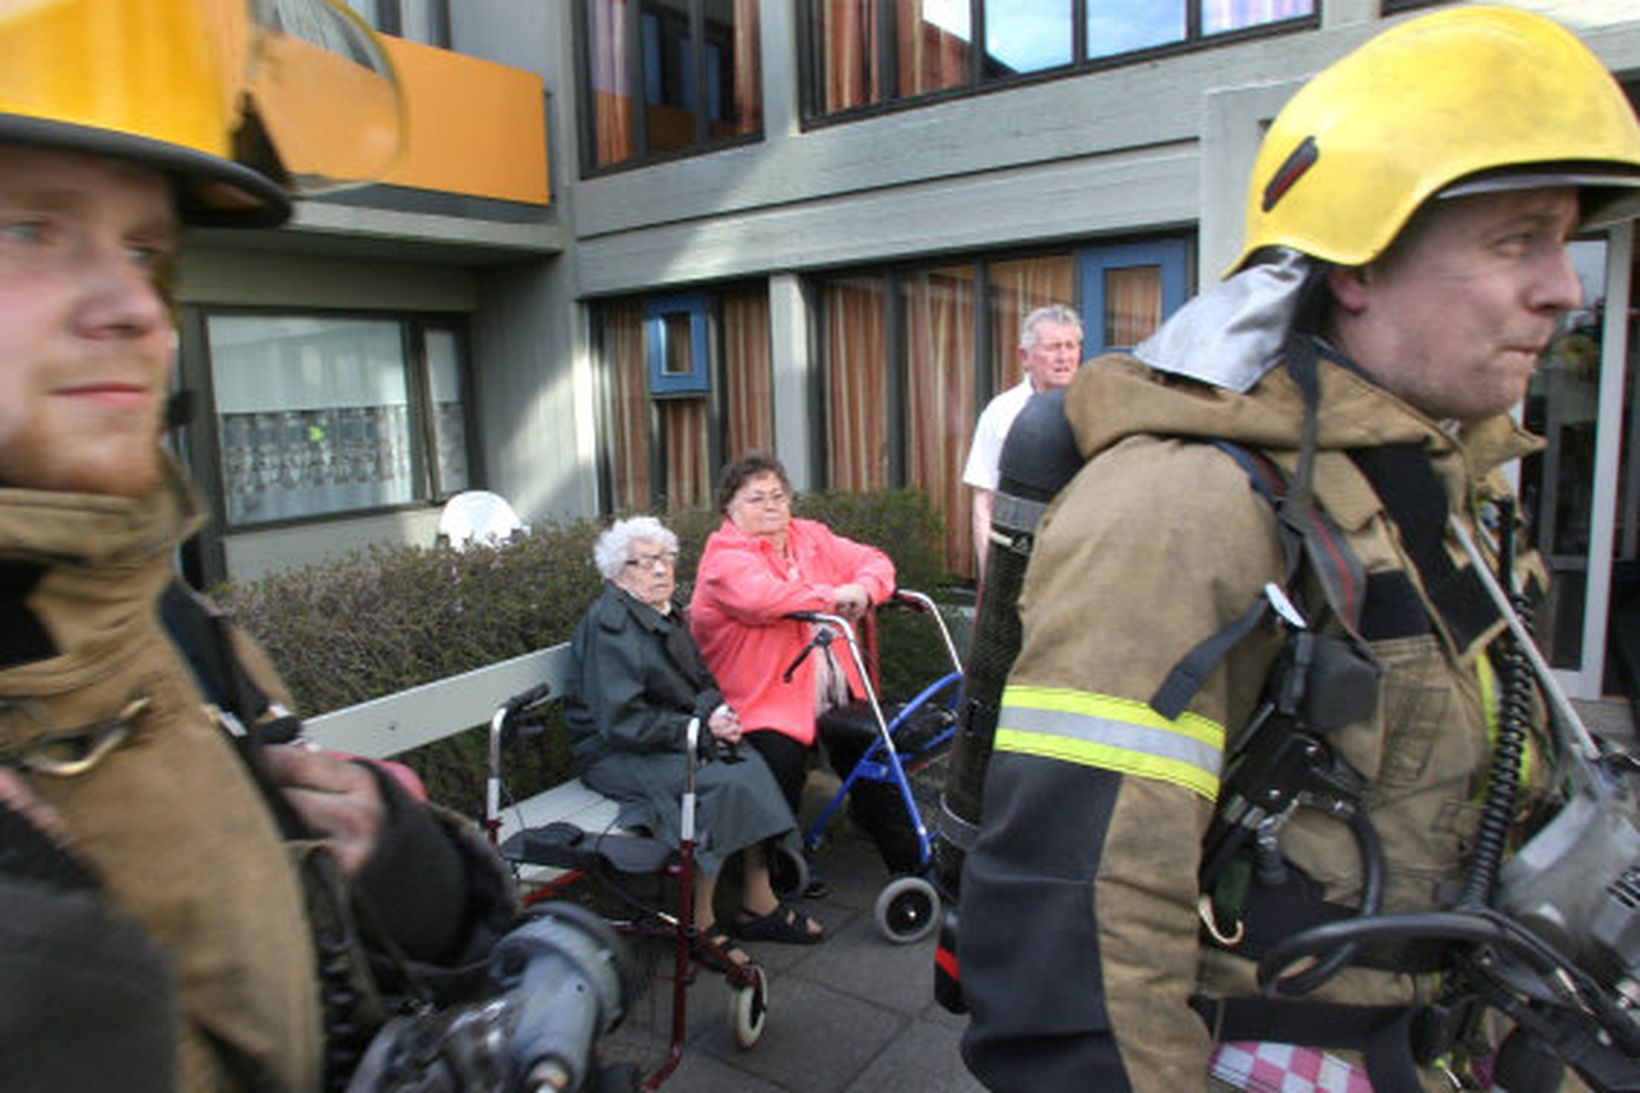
[735, 489, 789, 508]
[625, 551, 678, 570]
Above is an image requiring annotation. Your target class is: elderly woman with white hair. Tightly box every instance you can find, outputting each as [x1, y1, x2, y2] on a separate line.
[563, 516, 822, 966]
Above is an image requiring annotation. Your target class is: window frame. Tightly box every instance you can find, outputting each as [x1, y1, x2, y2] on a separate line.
[1079, 237, 1190, 355]
[799, 0, 1318, 127]
[185, 306, 480, 534]
[645, 292, 713, 395]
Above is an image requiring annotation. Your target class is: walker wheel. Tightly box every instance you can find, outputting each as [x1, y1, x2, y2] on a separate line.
[874, 876, 938, 944]
[768, 843, 810, 900]
[727, 964, 768, 1049]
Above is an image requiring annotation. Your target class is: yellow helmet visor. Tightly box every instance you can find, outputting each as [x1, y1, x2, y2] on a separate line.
[0, 0, 403, 227]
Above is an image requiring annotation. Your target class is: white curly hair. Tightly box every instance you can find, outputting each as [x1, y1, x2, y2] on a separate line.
[593, 515, 679, 580]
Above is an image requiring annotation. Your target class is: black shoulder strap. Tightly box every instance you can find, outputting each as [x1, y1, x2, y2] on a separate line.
[159, 579, 301, 744]
[1347, 445, 1499, 651]
[1148, 441, 1366, 721]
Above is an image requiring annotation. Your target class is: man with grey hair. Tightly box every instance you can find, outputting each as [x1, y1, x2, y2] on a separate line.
[961, 304, 1084, 582]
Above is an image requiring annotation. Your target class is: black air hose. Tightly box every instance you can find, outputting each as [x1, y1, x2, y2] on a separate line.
[1458, 498, 1531, 911]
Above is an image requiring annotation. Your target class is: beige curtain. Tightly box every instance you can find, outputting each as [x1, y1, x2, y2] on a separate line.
[604, 301, 648, 510]
[906, 266, 978, 576]
[661, 399, 710, 510]
[824, 277, 889, 491]
[1103, 266, 1163, 350]
[723, 289, 774, 456]
[588, 0, 635, 167]
[988, 254, 1075, 389]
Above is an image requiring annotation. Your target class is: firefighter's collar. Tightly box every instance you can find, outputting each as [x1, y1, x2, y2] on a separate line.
[1134, 248, 1314, 393]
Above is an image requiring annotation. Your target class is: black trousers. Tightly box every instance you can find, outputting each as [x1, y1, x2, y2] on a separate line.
[744, 728, 809, 816]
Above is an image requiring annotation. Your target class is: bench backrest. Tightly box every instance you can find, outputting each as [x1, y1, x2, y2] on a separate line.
[304, 642, 575, 759]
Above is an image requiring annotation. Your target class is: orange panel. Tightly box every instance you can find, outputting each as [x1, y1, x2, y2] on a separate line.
[379, 37, 549, 206]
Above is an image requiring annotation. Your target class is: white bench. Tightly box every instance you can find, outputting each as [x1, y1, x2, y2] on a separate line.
[303, 642, 621, 876]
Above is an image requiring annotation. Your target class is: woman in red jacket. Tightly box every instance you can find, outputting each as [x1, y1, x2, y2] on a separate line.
[689, 453, 897, 825]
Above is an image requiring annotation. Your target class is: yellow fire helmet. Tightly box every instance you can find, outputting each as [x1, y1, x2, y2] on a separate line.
[0, 0, 403, 228]
[1233, 5, 1640, 273]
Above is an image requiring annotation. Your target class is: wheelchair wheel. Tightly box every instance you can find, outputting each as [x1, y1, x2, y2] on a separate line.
[726, 964, 769, 1049]
[874, 875, 938, 944]
[767, 842, 810, 900]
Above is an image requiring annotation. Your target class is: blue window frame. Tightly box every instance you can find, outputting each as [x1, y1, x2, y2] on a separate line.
[644, 293, 710, 394]
[1079, 238, 1189, 355]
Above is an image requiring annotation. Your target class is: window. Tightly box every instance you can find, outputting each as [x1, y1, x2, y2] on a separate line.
[803, 0, 1314, 120]
[580, 0, 763, 172]
[646, 294, 711, 393]
[817, 238, 1189, 577]
[206, 313, 473, 527]
[597, 285, 773, 512]
[1079, 238, 1189, 354]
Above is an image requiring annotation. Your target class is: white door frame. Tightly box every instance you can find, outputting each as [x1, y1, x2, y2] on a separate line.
[1556, 220, 1634, 699]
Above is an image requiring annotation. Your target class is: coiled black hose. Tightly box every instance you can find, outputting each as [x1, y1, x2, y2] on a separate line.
[1458, 498, 1530, 911]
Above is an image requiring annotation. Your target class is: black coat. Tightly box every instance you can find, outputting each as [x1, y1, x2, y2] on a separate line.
[562, 583, 796, 875]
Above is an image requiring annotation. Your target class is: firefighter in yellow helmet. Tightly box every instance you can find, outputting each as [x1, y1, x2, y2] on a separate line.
[958, 7, 1640, 1090]
[0, 3, 517, 1089]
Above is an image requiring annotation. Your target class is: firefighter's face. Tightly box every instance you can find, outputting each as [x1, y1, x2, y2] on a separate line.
[1328, 186, 1581, 424]
[0, 145, 177, 497]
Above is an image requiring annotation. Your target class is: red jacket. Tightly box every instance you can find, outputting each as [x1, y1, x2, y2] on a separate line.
[688, 518, 896, 746]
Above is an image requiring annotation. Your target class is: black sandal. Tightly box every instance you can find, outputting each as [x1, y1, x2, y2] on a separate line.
[732, 903, 825, 945]
[696, 922, 755, 973]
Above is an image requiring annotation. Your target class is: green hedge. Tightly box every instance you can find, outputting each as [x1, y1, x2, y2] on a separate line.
[214, 488, 954, 815]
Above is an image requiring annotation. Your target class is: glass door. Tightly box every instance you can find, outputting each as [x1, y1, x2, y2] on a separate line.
[1519, 223, 1636, 698]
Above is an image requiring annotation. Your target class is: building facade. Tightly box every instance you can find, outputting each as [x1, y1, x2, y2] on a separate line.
[174, 0, 1640, 702]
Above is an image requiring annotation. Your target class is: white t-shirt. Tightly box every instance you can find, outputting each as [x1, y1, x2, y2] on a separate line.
[961, 379, 1036, 492]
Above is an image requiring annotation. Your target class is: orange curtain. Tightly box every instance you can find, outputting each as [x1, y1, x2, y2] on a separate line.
[661, 399, 710, 510]
[905, 266, 978, 575]
[588, 0, 635, 167]
[824, 277, 889, 491]
[988, 254, 1075, 389]
[723, 289, 774, 456]
[896, 0, 969, 97]
[1104, 266, 1163, 351]
[818, 0, 882, 113]
[732, 0, 762, 135]
[604, 301, 648, 510]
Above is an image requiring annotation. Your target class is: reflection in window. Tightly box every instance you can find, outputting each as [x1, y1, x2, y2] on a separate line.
[1203, 0, 1314, 36]
[984, 0, 1071, 76]
[1522, 239, 1610, 668]
[211, 317, 416, 526]
[582, 0, 762, 171]
[1088, 0, 1182, 58]
[805, 0, 1311, 119]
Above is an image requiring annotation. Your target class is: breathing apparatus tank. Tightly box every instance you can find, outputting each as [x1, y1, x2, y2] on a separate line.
[934, 389, 1082, 899]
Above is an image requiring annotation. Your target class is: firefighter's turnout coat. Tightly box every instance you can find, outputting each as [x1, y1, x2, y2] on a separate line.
[958, 346, 1551, 1090]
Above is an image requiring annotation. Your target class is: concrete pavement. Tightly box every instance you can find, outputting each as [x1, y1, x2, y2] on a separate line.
[594, 816, 981, 1092]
